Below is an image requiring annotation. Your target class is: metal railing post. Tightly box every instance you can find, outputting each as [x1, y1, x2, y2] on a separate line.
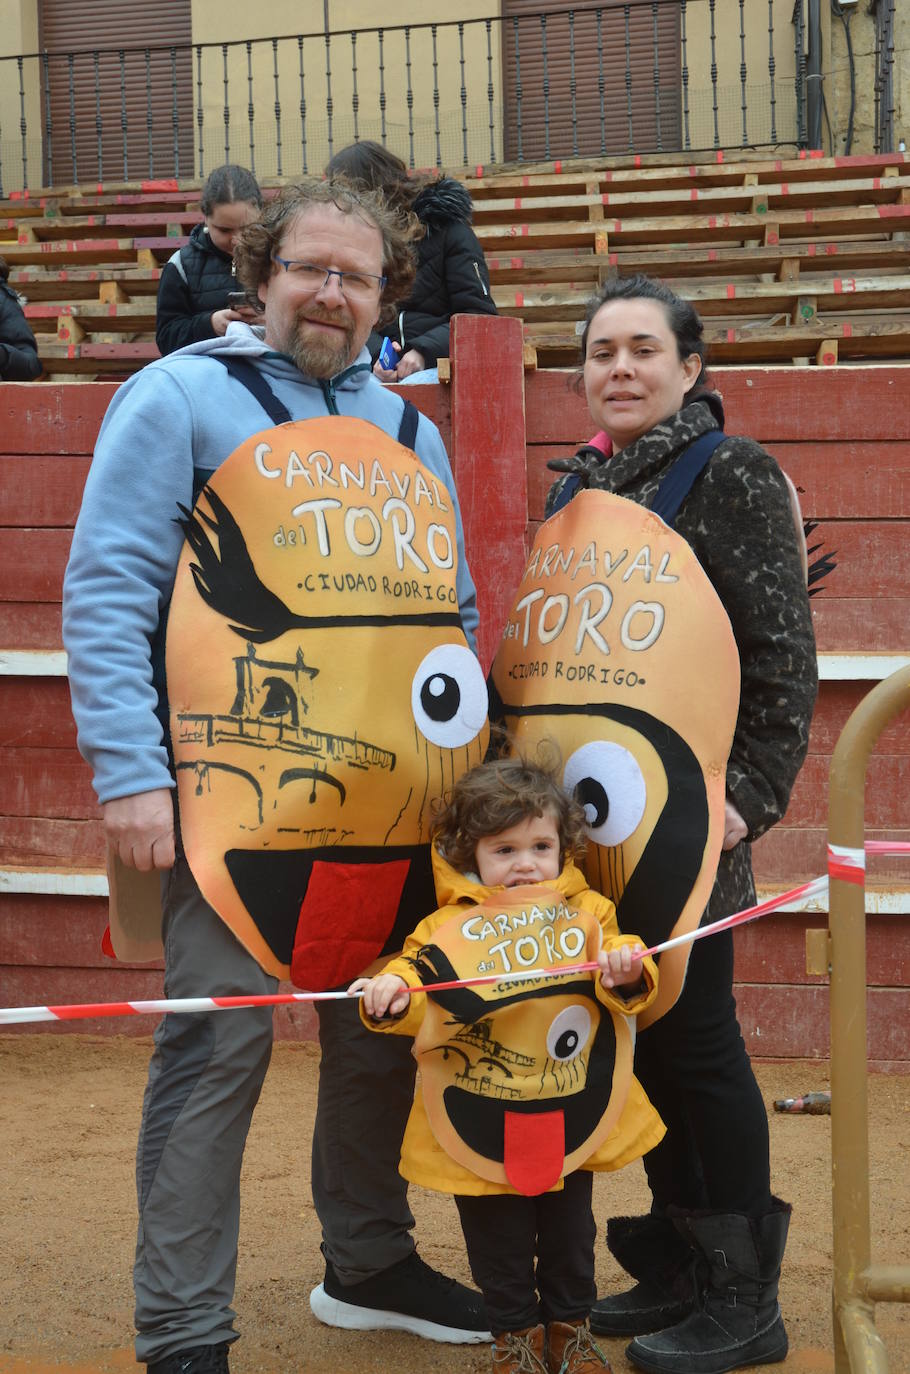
[828, 665, 910, 1372]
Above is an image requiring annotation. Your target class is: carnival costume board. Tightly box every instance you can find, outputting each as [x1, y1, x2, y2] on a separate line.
[362, 849, 663, 1197]
[489, 488, 740, 1027]
[166, 416, 489, 988]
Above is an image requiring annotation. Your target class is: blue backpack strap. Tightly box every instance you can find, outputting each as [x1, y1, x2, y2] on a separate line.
[215, 356, 293, 426]
[649, 430, 726, 528]
[396, 398, 420, 451]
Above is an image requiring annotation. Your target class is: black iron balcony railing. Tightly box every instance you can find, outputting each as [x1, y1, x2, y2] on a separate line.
[0, 0, 898, 198]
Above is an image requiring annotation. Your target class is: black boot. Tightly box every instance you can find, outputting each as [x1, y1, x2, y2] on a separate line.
[589, 1213, 703, 1337]
[626, 1198, 791, 1373]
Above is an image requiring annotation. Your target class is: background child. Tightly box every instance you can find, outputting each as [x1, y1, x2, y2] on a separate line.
[155, 163, 263, 355]
[349, 756, 662, 1374]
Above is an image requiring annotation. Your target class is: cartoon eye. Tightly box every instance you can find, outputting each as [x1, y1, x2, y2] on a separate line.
[563, 741, 647, 847]
[546, 1006, 592, 1063]
[411, 644, 488, 749]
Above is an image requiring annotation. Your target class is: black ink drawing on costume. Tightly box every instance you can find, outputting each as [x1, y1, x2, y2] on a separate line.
[176, 640, 396, 833]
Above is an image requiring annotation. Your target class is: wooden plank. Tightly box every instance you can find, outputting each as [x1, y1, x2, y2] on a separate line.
[0, 456, 90, 526]
[0, 680, 78, 749]
[0, 815, 105, 868]
[0, 530, 72, 601]
[524, 366, 910, 443]
[464, 151, 909, 198]
[0, 746, 99, 819]
[493, 275, 910, 323]
[26, 301, 158, 333]
[0, 239, 140, 267]
[450, 315, 529, 673]
[807, 683, 910, 753]
[523, 318, 910, 366]
[12, 266, 161, 303]
[0, 603, 63, 647]
[753, 827, 910, 883]
[470, 176, 910, 227]
[0, 383, 116, 453]
[476, 202, 910, 254]
[0, 893, 155, 969]
[810, 598, 910, 654]
[736, 983, 909, 1063]
[732, 913, 909, 988]
[784, 755, 910, 829]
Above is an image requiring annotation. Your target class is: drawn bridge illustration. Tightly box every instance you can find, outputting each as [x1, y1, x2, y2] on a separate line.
[175, 641, 396, 828]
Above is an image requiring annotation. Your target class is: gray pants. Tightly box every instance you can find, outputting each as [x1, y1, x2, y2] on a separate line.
[134, 857, 415, 1364]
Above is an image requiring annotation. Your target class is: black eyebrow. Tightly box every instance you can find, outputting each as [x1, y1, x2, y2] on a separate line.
[588, 332, 663, 346]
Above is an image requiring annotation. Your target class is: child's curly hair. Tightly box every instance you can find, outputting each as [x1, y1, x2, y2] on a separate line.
[432, 753, 590, 874]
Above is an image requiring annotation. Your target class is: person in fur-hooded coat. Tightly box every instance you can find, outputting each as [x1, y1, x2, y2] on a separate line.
[325, 142, 497, 376]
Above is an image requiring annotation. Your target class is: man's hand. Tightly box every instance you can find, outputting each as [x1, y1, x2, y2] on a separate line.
[722, 799, 748, 851]
[103, 789, 175, 871]
[210, 307, 244, 336]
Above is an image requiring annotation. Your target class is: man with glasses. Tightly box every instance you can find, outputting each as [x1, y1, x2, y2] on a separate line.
[62, 180, 488, 1374]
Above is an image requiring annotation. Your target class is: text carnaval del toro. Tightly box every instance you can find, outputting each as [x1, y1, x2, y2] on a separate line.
[504, 539, 680, 659]
[462, 899, 589, 977]
[256, 441, 456, 574]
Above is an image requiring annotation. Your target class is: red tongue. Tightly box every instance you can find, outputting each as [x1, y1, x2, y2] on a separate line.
[504, 1110, 565, 1196]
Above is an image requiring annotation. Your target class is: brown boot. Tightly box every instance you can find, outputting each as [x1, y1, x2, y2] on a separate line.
[546, 1320, 612, 1374]
[492, 1323, 549, 1373]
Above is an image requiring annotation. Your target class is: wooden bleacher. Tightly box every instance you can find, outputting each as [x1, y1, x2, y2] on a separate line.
[4, 150, 910, 376]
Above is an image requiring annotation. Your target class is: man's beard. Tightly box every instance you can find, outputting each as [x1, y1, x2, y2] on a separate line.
[285, 306, 357, 379]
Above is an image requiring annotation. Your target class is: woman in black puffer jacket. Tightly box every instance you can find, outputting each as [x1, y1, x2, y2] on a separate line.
[325, 141, 497, 381]
[0, 255, 42, 381]
[155, 163, 263, 356]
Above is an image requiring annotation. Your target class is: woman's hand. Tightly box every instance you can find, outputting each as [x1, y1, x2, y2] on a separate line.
[347, 973, 410, 1019]
[372, 343, 427, 382]
[394, 348, 427, 378]
[722, 799, 748, 850]
[210, 307, 244, 336]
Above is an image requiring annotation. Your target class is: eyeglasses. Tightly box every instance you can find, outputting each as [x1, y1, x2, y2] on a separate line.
[271, 256, 386, 299]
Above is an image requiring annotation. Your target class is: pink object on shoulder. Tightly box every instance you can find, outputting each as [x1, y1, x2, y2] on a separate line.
[587, 430, 612, 457]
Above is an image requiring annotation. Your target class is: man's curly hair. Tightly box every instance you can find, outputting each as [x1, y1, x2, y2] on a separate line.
[233, 178, 419, 311]
[432, 754, 590, 875]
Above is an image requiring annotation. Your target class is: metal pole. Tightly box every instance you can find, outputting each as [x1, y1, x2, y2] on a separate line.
[829, 666, 910, 1372]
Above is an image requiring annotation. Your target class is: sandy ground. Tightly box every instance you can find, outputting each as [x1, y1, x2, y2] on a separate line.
[0, 1035, 907, 1374]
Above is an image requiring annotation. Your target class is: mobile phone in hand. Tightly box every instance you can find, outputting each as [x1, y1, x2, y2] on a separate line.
[227, 291, 248, 308]
[378, 336, 399, 371]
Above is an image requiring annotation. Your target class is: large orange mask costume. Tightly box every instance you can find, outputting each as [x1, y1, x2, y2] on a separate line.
[489, 489, 739, 1026]
[166, 417, 489, 989]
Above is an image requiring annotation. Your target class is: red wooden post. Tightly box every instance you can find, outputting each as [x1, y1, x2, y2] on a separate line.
[449, 313, 529, 672]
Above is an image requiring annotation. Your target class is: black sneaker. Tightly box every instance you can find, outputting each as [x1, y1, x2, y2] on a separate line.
[147, 1343, 230, 1374]
[309, 1249, 491, 1344]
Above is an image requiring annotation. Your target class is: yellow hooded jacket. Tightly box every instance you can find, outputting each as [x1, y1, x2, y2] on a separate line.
[360, 849, 665, 1197]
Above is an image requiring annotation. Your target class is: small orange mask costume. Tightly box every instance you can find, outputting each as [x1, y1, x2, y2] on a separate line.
[166, 417, 489, 989]
[489, 490, 739, 1026]
[409, 884, 634, 1195]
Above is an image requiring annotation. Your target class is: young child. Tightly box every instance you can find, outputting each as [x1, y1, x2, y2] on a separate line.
[349, 756, 663, 1374]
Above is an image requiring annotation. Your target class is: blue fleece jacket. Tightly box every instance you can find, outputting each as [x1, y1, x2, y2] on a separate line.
[62, 324, 479, 805]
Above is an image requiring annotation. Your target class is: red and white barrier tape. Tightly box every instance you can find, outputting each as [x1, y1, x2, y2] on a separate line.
[1, 842, 907, 1027]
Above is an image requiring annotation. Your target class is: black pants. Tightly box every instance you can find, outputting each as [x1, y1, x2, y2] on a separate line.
[634, 925, 772, 1217]
[455, 1171, 596, 1334]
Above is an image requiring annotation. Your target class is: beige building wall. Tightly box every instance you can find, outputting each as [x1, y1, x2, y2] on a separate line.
[827, 3, 906, 157]
[189, 0, 503, 180]
[0, 0, 41, 194]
